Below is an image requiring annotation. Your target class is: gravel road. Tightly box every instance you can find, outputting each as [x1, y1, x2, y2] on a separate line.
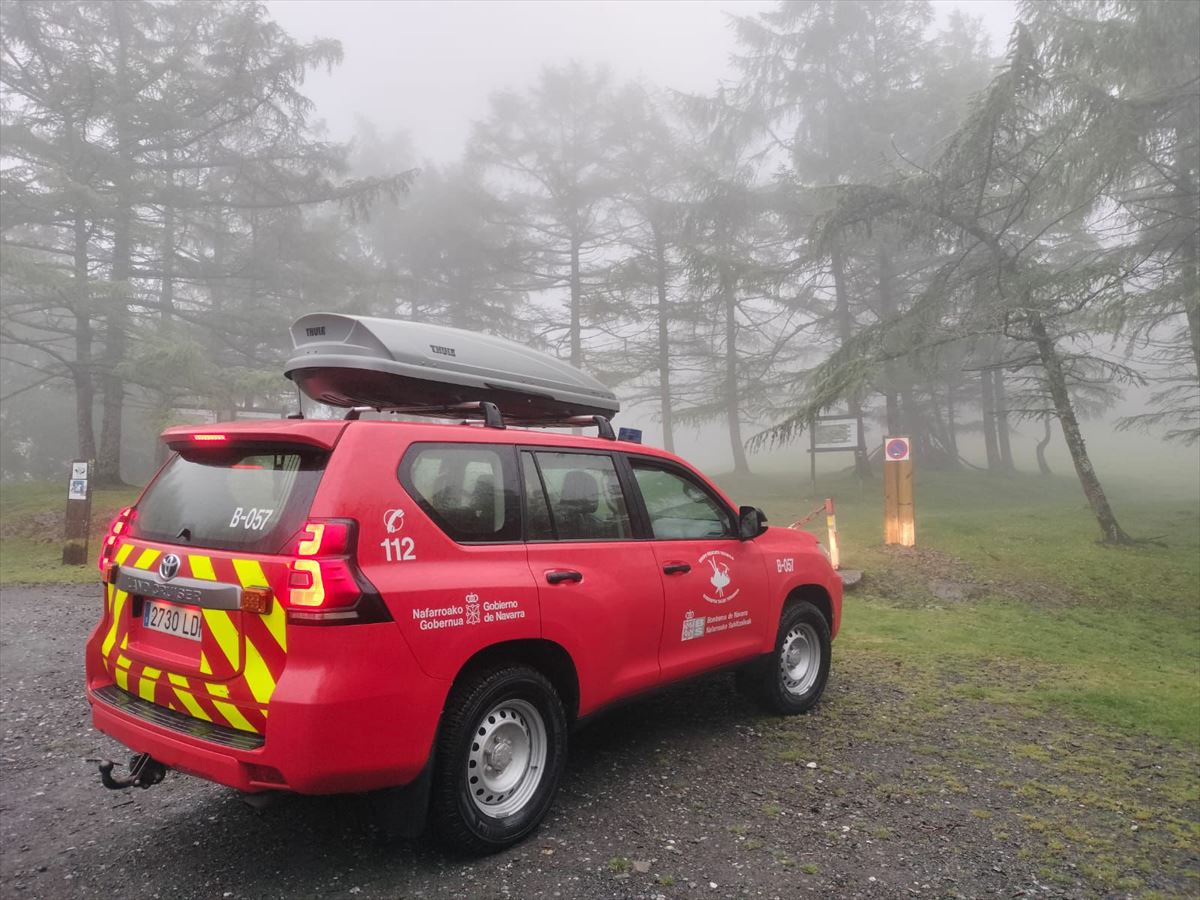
[1, 585, 1194, 899]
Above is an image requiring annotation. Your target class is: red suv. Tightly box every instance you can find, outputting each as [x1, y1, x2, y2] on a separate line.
[86, 341, 841, 854]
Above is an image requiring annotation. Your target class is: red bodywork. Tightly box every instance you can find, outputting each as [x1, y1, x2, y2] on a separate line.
[86, 419, 842, 795]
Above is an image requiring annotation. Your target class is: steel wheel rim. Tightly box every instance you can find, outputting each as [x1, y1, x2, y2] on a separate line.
[466, 698, 547, 818]
[780, 623, 821, 695]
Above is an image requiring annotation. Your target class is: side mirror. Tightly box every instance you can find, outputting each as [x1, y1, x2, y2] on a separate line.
[738, 505, 768, 541]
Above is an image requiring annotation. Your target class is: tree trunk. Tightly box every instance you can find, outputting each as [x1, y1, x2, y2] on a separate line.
[1029, 311, 1132, 544]
[876, 245, 902, 439]
[96, 5, 132, 486]
[980, 369, 1000, 471]
[1175, 124, 1200, 377]
[832, 242, 871, 476]
[722, 268, 750, 475]
[653, 228, 674, 453]
[945, 379, 960, 461]
[994, 368, 1014, 471]
[159, 194, 175, 325]
[884, 393, 901, 436]
[569, 237, 582, 368]
[72, 210, 96, 462]
[1035, 417, 1053, 476]
[900, 387, 919, 449]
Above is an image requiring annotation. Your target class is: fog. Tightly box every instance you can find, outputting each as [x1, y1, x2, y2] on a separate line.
[268, 0, 1018, 159]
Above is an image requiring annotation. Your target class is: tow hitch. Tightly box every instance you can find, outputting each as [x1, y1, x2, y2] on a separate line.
[91, 753, 167, 790]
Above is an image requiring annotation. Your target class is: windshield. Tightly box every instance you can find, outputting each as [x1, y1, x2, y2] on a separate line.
[134, 445, 327, 553]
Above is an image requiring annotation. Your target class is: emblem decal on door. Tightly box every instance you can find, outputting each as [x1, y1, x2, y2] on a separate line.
[681, 610, 706, 641]
[699, 549, 739, 604]
[383, 508, 405, 533]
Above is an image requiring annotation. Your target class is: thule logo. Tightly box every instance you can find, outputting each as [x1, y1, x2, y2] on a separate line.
[430, 344, 456, 357]
[306, 326, 326, 337]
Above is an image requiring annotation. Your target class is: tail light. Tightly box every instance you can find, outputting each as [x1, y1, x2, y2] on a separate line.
[282, 519, 390, 626]
[98, 507, 136, 576]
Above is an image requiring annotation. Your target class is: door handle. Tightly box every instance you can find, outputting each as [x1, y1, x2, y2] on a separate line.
[663, 563, 691, 575]
[545, 569, 583, 585]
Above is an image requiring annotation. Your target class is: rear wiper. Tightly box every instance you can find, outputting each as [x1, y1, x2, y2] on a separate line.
[175, 527, 192, 543]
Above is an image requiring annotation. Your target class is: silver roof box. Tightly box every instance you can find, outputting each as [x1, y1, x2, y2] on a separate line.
[284, 314, 620, 422]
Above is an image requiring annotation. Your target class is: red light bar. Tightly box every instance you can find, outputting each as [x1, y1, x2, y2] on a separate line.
[192, 433, 227, 442]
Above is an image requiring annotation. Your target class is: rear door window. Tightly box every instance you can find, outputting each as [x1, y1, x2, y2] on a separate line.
[532, 451, 632, 541]
[400, 444, 521, 543]
[135, 446, 326, 552]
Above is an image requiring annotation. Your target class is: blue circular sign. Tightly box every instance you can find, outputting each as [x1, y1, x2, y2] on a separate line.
[885, 438, 910, 461]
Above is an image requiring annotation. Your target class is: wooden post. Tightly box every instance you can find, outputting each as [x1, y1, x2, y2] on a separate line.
[62, 459, 94, 565]
[824, 498, 840, 570]
[883, 437, 915, 546]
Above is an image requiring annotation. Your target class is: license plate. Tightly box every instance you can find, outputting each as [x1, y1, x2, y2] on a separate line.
[142, 600, 203, 642]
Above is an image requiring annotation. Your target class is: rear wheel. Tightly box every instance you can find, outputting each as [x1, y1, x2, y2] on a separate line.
[747, 602, 831, 714]
[431, 666, 567, 853]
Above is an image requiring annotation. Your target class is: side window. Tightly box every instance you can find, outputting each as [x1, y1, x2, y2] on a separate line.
[521, 452, 554, 541]
[401, 444, 520, 543]
[534, 452, 632, 541]
[631, 463, 733, 539]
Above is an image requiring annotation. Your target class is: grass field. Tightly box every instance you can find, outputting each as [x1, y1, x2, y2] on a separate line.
[722, 467, 1200, 746]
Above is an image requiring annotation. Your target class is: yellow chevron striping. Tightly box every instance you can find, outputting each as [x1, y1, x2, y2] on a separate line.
[117, 654, 131, 668]
[101, 590, 128, 658]
[203, 609, 241, 670]
[133, 548, 160, 570]
[115, 668, 129, 691]
[199, 652, 213, 675]
[188, 555, 216, 581]
[172, 687, 212, 722]
[231, 558, 269, 590]
[241, 637, 276, 705]
[212, 700, 257, 733]
[167, 673, 188, 688]
[261, 600, 287, 652]
[204, 681, 230, 699]
[114, 543, 135, 565]
[138, 666, 161, 702]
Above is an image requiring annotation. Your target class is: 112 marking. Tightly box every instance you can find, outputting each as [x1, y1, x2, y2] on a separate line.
[380, 536, 416, 562]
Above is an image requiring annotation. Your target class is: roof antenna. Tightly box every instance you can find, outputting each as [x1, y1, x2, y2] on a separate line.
[287, 383, 305, 419]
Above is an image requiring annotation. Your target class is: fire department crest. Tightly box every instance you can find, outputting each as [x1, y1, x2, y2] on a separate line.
[699, 549, 738, 604]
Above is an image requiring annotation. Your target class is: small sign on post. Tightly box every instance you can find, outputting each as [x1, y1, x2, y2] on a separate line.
[808, 414, 865, 494]
[883, 437, 915, 546]
[63, 459, 93, 565]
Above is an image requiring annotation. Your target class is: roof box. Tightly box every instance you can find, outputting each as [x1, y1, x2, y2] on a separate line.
[284, 313, 620, 422]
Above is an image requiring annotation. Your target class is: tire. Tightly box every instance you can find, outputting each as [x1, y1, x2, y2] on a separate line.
[430, 666, 567, 853]
[750, 601, 832, 715]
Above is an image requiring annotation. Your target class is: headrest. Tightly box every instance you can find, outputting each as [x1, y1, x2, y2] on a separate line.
[559, 470, 599, 515]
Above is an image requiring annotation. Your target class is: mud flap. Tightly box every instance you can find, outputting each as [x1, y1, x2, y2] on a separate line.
[367, 757, 434, 842]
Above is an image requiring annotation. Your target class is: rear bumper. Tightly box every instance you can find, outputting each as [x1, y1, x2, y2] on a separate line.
[86, 623, 451, 795]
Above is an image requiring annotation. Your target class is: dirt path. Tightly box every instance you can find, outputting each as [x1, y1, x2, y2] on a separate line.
[1, 585, 1195, 899]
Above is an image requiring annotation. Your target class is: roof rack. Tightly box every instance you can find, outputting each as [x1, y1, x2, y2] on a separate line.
[343, 401, 616, 441]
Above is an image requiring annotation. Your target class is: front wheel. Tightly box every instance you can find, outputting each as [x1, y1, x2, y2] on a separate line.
[749, 601, 832, 714]
[430, 666, 567, 853]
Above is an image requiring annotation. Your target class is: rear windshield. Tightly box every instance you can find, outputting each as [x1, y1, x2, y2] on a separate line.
[135, 445, 327, 553]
